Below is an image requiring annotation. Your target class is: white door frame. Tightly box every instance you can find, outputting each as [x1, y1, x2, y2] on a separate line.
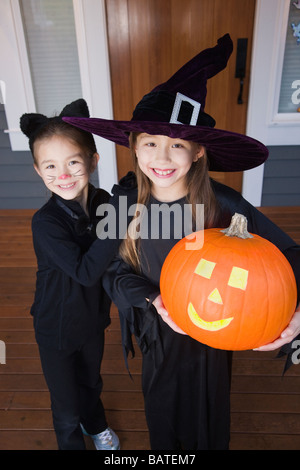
[73, 0, 118, 192]
[243, 0, 300, 206]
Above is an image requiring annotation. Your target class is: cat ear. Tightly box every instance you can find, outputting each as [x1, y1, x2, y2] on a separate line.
[19, 113, 48, 138]
[59, 99, 90, 118]
[20, 99, 90, 138]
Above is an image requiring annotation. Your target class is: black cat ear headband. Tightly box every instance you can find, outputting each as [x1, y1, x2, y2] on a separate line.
[20, 98, 90, 150]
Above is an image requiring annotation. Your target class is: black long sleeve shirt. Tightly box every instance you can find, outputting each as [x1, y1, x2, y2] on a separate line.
[31, 177, 137, 350]
[103, 178, 300, 367]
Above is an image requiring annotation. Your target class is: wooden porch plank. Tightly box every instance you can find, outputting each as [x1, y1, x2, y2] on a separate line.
[230, 433, 300, 450]
[0, 390, 145, 411]
[0, 430, 150, 450]
[0, 207, 299, 451]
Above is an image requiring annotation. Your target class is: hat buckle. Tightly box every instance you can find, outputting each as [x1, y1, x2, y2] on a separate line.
[169, 93, 201, 126]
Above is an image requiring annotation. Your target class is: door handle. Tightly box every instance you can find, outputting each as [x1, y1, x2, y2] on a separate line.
[235, 38, 248, 104]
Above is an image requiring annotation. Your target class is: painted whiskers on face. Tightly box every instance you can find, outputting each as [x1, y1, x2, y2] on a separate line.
[71, 168, 88, 177]
[45, 175, 56, 182]
[44, 166, 88, 184]
[34, 135, 99, 209]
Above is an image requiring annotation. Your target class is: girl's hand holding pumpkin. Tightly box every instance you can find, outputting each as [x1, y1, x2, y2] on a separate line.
[254, 304, 300, 352]
[152, 295, 187, 335]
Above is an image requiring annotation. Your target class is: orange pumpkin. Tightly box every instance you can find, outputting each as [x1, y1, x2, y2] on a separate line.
[160, 213, 297, 350]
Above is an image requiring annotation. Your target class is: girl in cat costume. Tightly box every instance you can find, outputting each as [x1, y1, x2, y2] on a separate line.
[20, 99, 137, 450]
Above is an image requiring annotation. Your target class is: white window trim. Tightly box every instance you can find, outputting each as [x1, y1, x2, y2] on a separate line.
[0, 0, 117, 193]
[73, 0, 118, 192]
[0, 0, 35, 149]
[243, 0, 300, 206]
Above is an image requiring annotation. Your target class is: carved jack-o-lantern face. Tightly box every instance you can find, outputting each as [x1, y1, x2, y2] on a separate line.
[187, 258, 249, 331]
[160, 215, 297, 351]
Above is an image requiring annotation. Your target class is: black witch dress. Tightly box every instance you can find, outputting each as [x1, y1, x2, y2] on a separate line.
[103, 177, 300, 450]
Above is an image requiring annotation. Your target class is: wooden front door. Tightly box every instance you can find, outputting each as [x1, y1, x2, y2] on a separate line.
[105, 0, 256, 192]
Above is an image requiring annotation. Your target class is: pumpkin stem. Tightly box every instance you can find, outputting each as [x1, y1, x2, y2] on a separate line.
[221, 213, 253, 239]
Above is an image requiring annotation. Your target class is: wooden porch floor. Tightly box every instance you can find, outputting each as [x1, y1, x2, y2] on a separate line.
[0, 207, 300, 450]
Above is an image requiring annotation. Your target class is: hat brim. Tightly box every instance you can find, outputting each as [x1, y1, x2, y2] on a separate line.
[63, 117, 268, 172]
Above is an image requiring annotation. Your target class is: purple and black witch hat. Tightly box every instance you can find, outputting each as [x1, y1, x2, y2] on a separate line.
[64, 34, 268, 172]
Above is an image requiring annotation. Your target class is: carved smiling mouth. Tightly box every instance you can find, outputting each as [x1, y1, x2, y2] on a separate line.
[188, 302, 234, 331]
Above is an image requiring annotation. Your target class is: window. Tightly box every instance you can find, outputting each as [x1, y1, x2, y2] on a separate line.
[243, 0, 300, 206]
[0, 0, 117, 192]
[278, 3, 300, 114]
[19, 0, 82, 116]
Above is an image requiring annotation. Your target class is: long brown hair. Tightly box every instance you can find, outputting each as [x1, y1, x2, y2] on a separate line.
[119, 132, 220, 271]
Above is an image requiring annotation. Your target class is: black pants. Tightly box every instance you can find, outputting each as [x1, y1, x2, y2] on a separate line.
[38, 332, 107, 450]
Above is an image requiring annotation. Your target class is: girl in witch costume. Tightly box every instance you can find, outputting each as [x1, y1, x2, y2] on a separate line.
[20, 99, 137, 450]
[65, 36, 300, 450]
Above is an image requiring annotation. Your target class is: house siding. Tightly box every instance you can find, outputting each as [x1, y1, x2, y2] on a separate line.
[0, 105, 99, 209]
[1, 106, 299, 209]
[261, 146, 300, 206]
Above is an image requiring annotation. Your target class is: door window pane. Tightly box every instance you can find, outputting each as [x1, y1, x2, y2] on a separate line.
[20, 0, 82, 116]
[278, 3, 300, 113]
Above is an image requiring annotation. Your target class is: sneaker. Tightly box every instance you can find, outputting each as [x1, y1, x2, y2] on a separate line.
[81, 425, 120, 450]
